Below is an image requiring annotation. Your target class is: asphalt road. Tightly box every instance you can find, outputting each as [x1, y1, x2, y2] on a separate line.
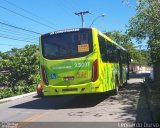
[0, 73, 151, 128]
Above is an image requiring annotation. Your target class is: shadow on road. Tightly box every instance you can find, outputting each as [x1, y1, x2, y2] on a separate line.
[112, 82, 141, 122]
[117, 73, 152, 122]
[10, 93, 109, 110]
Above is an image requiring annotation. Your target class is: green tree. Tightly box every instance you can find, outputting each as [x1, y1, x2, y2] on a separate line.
[0, 45, 40, 97]
[127, 0, 160, 62]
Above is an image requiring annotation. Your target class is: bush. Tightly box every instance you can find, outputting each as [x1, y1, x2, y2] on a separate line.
[0, 45, 40, 99]
[0, 87, 12, 99]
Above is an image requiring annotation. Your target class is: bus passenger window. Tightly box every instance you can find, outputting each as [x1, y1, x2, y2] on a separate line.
[106, 41, 118, 63]
[98, 36, 108, 62]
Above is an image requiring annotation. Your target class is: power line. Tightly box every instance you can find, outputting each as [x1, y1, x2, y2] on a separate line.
[55, 0, 78, 22]
[2, 0, 61, 29]
[0, 43, 25, 46]
[0, 5, 57, 30]
[0, 35, 35, 44]
[0, 33, 38, 41]
[53, 2, 72, 21]
[0, 25, 38, 38]
[0, 34, 38, 44]
[0, 21, 40, 34]
[0, 28, 38, 39]
[58, 0, 75, 13]
[65, 0, 78, 11]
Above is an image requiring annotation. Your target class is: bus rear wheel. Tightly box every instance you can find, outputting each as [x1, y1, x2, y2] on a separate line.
[114, 76, 119, 95]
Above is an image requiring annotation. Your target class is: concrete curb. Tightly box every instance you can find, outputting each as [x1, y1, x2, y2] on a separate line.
[143, 78, 154, 122]
[0, 92, 37, 104]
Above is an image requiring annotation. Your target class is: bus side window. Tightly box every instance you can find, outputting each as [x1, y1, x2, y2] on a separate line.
[122, 51, 125, 64]
[98, 36, 119, 63]
[106, 41, 118, 63]
[105, 41, 112, 62]
[121, 51, 127, 64]
[98, 36, 108, 62]
[112, 45, 118, 63]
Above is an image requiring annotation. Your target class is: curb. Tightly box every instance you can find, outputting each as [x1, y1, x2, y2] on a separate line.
[143, 78, 154, 122]
[0, 92, 37, 104]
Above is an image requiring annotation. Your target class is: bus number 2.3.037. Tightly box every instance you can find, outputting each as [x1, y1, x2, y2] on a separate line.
[74, 62, 90, 68]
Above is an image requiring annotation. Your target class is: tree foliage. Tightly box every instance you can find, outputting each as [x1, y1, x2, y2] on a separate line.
[127, 0, 160, 62]
[0, 45, 40, 99]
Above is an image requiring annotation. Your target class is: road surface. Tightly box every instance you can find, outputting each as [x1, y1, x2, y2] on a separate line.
[0, 73, 152, 128]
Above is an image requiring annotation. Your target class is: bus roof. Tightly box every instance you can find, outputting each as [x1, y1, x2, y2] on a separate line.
[41, 28, 91, 37]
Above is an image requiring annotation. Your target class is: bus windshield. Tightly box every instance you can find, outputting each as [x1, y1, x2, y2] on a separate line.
[41, 29, 92, 60]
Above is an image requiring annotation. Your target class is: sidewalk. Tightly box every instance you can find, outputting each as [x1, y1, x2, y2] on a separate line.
[0, 92, 36, 104]
[144, 78, 160, 122]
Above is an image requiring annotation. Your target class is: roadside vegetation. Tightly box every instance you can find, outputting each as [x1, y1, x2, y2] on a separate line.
[0, 45, 40, 99]
[127, 0, 160, 63]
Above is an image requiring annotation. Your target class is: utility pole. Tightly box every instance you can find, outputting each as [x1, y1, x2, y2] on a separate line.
[75, 11, 90, 28]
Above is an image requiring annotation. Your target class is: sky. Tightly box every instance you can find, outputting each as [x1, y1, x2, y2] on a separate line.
[0, 0, 137, 52]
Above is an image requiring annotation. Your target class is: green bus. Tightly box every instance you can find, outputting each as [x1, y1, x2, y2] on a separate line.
[38, 28, 130, 96]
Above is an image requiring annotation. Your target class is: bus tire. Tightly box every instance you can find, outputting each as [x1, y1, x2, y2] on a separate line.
[124, 79, 128, 86]
[114, 76, 119, 95]
[37, 90, 44, 97]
